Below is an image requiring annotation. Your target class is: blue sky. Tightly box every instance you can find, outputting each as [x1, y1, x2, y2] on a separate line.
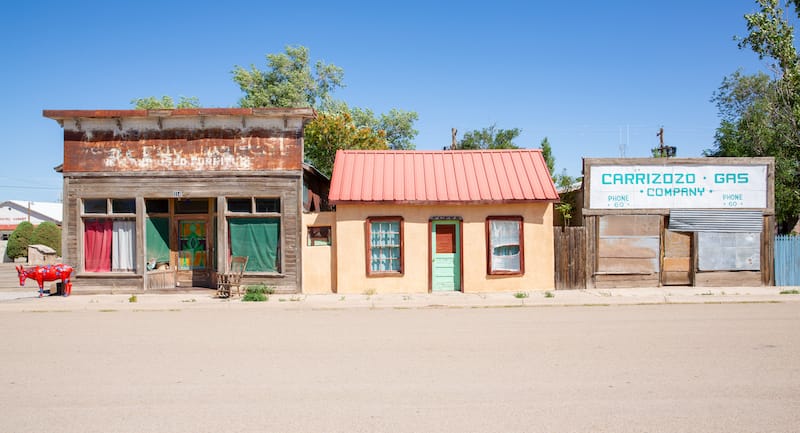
[0, 1, 773, 202]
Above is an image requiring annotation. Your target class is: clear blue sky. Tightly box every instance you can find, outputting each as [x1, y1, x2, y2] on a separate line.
[0, 0, 772, 202]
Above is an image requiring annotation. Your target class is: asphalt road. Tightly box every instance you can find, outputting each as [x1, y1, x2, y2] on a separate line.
[1, 303, 798, 433]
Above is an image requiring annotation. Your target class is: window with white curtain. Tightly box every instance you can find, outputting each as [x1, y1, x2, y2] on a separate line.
[486, 217, 524, 275]
[82, 199, 137, 273]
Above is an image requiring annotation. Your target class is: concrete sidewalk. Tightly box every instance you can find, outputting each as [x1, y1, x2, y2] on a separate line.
[0, 285, 798, 311]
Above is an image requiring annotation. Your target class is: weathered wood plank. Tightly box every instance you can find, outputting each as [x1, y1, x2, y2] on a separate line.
[598, 238, 659, 259]
[598, 257, 659, 274]
[594, 274, 659, 288]
[695, 271, 762, 287]
[553, 226, 586, 289]
[599, 215, 661, 236]
[663, 257, 690, 272]
[664, 230, 691, 257]
[662, 271, 691, 286]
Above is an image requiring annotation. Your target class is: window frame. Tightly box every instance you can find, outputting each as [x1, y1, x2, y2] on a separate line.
[224, 196, 283, 275]
[485, 216, 525, 276]
[80, 198, 138, 274]
[365, 216, 404, 277]
[307, 226, 332, 247]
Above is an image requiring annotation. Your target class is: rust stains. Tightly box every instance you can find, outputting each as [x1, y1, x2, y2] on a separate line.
[63, 136, 302, 172]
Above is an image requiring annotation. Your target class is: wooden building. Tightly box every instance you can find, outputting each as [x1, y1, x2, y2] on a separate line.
[325, 149, 559, 294]
[582, 157, 775, 288]
[44, 108, 319, 293]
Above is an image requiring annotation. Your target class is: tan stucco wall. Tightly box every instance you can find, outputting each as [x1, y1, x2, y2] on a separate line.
[334, 203, 554, 294]
[301, 212, 337, 294]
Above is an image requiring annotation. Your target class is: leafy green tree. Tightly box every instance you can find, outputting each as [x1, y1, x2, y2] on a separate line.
[6, 221, 34, 260]
[131, 95, 200, 109]
[232, 45, 418, 174]
[707, 0, 800, 233]
[539, 137, 555, 174]
[554, 168, 578, 191]
[351, 107, 418, 150]
[456, 124, 521, 149]
[232, 45, 344, 108]
[304, 111, 389, 177]
[31, 222, 62, 257]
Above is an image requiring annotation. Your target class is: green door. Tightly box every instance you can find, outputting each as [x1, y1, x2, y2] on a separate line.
[431, 221, 460, 292]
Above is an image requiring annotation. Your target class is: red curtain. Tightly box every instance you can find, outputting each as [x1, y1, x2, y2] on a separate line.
[85, 219, 112, 272]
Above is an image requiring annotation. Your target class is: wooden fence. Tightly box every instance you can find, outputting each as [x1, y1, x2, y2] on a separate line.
[554, 226, 586, 289]
[775, 235, 800, 286]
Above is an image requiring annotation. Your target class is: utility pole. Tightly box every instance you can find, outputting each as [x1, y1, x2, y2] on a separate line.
[652, 127, 676, 157]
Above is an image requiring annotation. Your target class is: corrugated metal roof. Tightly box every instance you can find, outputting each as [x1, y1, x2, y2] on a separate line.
[329, 150, 559, 203]
[669, 209, 763, 232]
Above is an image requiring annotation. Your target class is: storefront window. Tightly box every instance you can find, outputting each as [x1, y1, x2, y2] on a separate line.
[486, 216, 524, 275]
[82, 199, 136, 273]
[225, 197, 282, 273]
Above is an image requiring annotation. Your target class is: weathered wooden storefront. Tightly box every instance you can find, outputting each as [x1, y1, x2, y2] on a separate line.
[582, 157, 775, 288]
[44, 108, 317, 293]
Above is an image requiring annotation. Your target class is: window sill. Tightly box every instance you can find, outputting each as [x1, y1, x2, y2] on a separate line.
[487, 271, 524, 276]
[367, 272, 404, 278]
[77, 272, 139, 278]
[244, 272, 285, 278]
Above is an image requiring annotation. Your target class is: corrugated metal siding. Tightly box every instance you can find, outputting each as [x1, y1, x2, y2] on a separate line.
[698, 232, 760, 271]
[668, 209, 763, 232]
[328, 150, 559, 203]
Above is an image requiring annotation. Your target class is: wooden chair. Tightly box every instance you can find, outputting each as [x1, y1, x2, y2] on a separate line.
[216, 256, 248, 298]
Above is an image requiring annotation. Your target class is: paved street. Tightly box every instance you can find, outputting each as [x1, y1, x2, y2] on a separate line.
[1, 302, 798, 433]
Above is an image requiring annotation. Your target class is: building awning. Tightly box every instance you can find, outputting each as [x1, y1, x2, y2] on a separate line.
[668, 209, 763, 233]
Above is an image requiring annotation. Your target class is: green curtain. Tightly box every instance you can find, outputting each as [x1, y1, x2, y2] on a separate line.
[146, 217, 170, 266]
[229, 218, 280, 272]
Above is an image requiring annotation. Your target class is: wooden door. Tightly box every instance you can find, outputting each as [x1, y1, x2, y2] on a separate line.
[431, 221, 461, 292]
[177, 218, 211, 287]
[663, 230, 692, 285]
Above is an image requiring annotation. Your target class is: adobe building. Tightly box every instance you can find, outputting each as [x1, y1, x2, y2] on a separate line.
[582, 157, 775, 288]
[325, 149, 559, 294]
[43, 108, 324, 293]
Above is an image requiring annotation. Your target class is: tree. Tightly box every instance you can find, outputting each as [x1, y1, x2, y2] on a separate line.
[232, 45, 344, 108]
[303, 111, 389, 177]
[351, 107, 418, 150]
[31, 221, 62, 257]
[131, 95, 200, 109]
[707, 0, 800, 233]
[456, 124, 521, 149]
[232, 45, 418, 174]
[539, 137, 555, 174]
[6, 221, 34, 260]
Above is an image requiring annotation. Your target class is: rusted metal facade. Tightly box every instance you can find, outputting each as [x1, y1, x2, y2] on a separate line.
[45, 108, 316, 293]
[582, 157, 775, 288]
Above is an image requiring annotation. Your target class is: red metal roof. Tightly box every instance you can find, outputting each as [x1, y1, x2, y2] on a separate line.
[329, 149, 559, 203]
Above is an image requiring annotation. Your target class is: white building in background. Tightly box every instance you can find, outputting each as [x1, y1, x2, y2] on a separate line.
[0, 200, 62, 262]
[0, 200, 62, 239]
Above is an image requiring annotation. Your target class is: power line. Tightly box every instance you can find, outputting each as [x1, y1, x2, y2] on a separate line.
[0, 185, 61, 190]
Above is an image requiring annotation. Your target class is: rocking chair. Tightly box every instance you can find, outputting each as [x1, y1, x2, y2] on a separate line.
[216, 256, 248, 298]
